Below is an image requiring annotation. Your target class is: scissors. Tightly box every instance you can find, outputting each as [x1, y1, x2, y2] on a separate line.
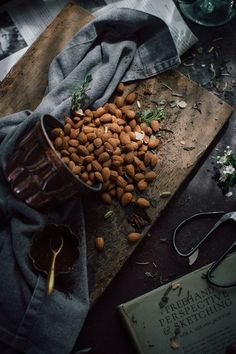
[172, 211, 236, 288]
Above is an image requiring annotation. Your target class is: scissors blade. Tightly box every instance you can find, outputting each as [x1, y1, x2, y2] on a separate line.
[189, 249, 199, 265]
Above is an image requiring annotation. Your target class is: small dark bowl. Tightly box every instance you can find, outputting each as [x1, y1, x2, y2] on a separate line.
[29, 224, 79, 276]
[5, 114, 102, 209]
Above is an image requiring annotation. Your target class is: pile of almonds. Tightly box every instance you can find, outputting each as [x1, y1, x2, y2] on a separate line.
[50, 82, 161, 209]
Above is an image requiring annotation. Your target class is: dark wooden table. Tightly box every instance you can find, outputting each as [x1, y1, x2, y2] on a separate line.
[74, 12, 236, 354]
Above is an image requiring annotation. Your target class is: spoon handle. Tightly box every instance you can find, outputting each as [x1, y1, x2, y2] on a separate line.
[47, 252, 57, 295]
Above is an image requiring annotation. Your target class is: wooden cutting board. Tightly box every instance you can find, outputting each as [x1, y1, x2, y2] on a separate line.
[0, 2, 233, 304]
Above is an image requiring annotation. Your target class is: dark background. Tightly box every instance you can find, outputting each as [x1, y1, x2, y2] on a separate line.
[74, 8, 236, 354]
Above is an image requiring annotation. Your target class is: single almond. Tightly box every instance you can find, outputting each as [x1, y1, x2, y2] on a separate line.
[101, 192, 112, 204]
[77, 145, 89, 156]
[128, 232, 141, 243]
[114, 96, 125, 108]
[137, 198, 150, 208]
[95, 237, 105, 251]
[121, 192, 133, 206]
[125, 92, 136, 105]
[145, 171, 157, 182]
[116, 82, 124, 94]
[101, 167, 110, 182]
[137, 179, 148, 191]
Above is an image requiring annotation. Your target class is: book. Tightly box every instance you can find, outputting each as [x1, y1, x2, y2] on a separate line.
[118, 253, 236, 354]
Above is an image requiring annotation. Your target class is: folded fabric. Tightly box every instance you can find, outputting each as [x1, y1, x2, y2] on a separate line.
[0, 7, 179, 354]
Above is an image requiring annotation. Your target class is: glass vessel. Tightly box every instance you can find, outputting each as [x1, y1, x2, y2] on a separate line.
[178, 0, 235, 26]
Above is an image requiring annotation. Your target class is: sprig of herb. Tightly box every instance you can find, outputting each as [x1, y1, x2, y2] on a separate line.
[71, 74, 92, 112]
[136, 107, 165, 125]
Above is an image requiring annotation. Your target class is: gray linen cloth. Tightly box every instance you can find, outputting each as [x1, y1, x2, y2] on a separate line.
[0, 7, 180, 354]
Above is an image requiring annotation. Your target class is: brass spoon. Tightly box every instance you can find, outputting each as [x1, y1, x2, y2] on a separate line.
[47, 236, 64, 295]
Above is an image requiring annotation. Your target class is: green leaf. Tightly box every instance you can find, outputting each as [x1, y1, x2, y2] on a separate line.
[71, 74, 92, 112]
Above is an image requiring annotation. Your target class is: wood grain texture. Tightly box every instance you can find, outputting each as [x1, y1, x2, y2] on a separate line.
[0, 2, 94, 115]
[0, 3, 233, 304]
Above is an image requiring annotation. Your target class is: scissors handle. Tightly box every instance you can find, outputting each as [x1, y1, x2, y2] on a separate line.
[207, 241, 236, 288]
[172, 211, 225, 257]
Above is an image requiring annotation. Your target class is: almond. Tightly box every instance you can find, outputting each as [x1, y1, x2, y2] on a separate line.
[92, 160, 102, 172]
[116, 82, 124, 95]
[125, 110, 136, 120]
[100, 113, 112, 123]
[81, 172, 89, 182]
[70, 128, 80, 139]
[114, 96, 125, 108]
[84, 109, 93, 118]
[120, 132, 131, 145]
[87, 143, 95, 153]
[125, 164, 135, 178]
[137, 179, 148, 191]
[61, 156, 70, 164]
[101, 167, 110, 182]
[104, 142, 114, 154]
[107, 123, 121, 134]
[65, 117, 75, 127]
[134, 173, 145, 182]
[83, 126, 94, 134]
[150, 120, 160, 132]
[110, 170, 119, 181]
[77, 145, 89, 156]
[94, 171, 103, 182]
[121, 105, 132, 113]
[148, 138, 160, 149]
[54, 137, 63, 150]
[94, 137, 103, 148]
[121, 192, 133, 206]
[51, 128, 64, 139]
[87, 133, 96, 141]
[101, 192, 112, 204]
[150, 154, 158, 168]
[78, 132, 87, 144]
[137, 198, 150, 208]
[93, 107, 106, 118]
[125, 184, 135, 192]
[128, 232, 141, 243]
[116, 176, 128, 188]
[72, 165, 81, 175]
[98, 152, 110, 163]
[108, 137, 119, 149]
[125, 92, 136, 105]
[145, 171, 157, 182]
[84, 155, 94, 164]
[68, 160, 75, 171]
[94, 146, 105, 158]
[116, 187, 124, 200]
[68, 139, 79, 148]
[70, 153, 80, 164]
[64, 123, 71, 136]
[95, 237, 105, 251]
[129, 120, 137, 129]
[124, 152, 135, 164]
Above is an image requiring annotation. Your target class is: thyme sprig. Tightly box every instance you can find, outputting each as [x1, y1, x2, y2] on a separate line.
[71, 74, 92, 112]
[136, 107, 165, 125]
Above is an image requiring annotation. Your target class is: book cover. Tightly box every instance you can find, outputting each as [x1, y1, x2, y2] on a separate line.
[118, 253, 236, 354]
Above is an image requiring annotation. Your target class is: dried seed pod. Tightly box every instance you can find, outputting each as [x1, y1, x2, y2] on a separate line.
[128, 232, 141, 243]
[95, 237, 105, 251]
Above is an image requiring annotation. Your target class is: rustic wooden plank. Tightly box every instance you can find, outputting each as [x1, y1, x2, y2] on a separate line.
[0, 2, 94, 115]
[0, 3, 233, 305]
[83, 72, 233, 303]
